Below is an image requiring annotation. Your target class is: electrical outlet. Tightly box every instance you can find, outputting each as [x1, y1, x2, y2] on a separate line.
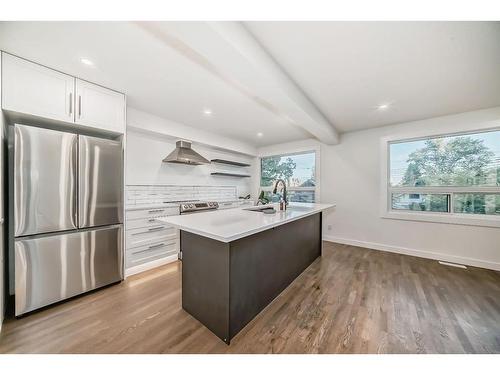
[327, 224, 332, 231]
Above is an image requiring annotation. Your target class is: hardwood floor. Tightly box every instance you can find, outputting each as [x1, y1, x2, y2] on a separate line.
[1, 242, 499, 354]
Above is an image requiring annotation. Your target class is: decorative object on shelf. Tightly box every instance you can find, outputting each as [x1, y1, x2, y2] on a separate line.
[210, 159, 251, 167]
[210, 172, 251, 178]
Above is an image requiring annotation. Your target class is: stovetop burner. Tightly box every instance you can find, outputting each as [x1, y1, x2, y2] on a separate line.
[179, 201, 219, 214]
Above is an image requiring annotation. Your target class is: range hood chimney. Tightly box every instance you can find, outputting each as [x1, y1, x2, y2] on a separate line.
[162, 140, 210, 165]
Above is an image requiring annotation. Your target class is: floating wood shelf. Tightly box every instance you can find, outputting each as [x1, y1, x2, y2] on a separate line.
[211, 172, 251, 178]
[210, 159, 251, 167]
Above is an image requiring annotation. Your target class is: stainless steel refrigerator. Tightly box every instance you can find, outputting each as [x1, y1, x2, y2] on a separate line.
[11, 124, 123, 316]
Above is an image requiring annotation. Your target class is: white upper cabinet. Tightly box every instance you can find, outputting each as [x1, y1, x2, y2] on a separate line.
[1, 53, 75, 123]
[1, 53, 125, 134]
[75, 79, 125, 134]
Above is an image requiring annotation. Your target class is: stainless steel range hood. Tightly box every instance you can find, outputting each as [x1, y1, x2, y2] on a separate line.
[162, 140, 210, 165]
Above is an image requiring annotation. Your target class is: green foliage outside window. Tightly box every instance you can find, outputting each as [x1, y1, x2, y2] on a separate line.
[391, 132, 500, 215]
[401, 137, 496, 187]
[260, 156, 297, 187]
[260, 152, 316, 203]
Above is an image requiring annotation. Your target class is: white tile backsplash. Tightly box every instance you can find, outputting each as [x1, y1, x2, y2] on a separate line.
[126, 184, 237, 207]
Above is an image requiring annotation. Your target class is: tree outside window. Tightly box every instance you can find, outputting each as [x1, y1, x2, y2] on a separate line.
[260, 151, 316, 203]
[389, 130, 500, 215]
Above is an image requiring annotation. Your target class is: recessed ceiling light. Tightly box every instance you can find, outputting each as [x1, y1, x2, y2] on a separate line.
[203, 109, 213, 116]
[80, 58, 94, 66]
[377, 103, 390, 111]
[257, 132, 263, 137]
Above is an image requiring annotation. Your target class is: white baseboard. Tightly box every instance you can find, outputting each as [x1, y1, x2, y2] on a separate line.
[125, 254, 179, 278]
[323, 235, 500, 271]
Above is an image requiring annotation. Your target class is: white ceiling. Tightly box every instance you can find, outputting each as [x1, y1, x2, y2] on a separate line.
[1, 21, 499, 146]
[245, 21, 500, 132]
[0, 21, 315, 147]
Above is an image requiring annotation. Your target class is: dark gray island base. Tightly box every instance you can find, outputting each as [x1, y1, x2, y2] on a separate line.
[181, 212, 322, 344]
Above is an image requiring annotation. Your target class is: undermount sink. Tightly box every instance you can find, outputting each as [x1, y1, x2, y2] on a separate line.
[244, 205, 277, 214]
[244, 204, 312, 214]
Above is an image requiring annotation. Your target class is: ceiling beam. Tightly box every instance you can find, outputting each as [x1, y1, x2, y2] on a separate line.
[134, 21, 339, 145]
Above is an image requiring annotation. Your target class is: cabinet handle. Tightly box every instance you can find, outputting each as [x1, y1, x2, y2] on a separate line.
[131, 226, 165, 236]
[148, 226, 165, 232]
[132, 243, 166, 255]
[148, 218, 157, 222]
[69, 93, 73, 116]
[148, 243, 165, 250]
[148, 209, 165, 213]
[78, 95, 82, 118]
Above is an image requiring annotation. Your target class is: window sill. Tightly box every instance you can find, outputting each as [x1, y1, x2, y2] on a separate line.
[381, 210, 500, 228]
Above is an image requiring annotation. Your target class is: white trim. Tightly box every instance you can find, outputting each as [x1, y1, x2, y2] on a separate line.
[380, 125, 500, 228]
[260, 186, 315, 192]
[438, 261, 467, 269]
[381, 210, 500, 228]
[380, 120, 500, 145]
[389, 186, 500, 193]
[124, 254, 178, 278]
[323, 235, 500, 271]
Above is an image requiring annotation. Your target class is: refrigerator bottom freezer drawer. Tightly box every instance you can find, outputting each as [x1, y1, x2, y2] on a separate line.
[15, 225, 123, 316]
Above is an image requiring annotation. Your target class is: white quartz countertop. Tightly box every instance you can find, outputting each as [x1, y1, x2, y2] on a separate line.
[156, 202, 335, 243]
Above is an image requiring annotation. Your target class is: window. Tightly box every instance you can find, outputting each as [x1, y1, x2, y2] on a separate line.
[260, 151, 316, 203]
[385, 129, 500, 226]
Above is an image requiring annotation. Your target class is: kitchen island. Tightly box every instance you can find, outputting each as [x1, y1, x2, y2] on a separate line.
[157, 202, 335, 344]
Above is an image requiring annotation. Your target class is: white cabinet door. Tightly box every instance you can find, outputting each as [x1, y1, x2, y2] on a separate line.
[75, 79, 125, 134]
[1, 53, 75, 123]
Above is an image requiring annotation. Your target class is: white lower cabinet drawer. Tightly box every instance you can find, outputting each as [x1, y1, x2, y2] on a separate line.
[126, 207, 179, 220]
[126, 217, 166, 230]
[126, 240, 178, 268]
[126, 226, 177, 249]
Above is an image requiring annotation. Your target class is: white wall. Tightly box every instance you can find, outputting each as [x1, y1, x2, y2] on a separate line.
[323, 107, 500, 270]
[259, 107, 500, 271]
[127, 107, 257, 156]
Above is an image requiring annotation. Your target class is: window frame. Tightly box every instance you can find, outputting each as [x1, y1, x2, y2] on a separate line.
[380, 126, 500, 228]
[259, 148, 319, 203]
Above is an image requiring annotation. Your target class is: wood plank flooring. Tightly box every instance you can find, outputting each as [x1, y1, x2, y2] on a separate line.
[1, 242, 499, 353]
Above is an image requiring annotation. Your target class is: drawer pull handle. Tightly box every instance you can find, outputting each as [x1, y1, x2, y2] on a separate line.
[148, 226, 165, 232]
[131, 241, 176, 255]
[148, 218, 157, 222]
[131, 250, 176, 262]
[131, 226, 165, 235]
[148, 209, 165, 213]
[148, 243, 165, 250]
[132, 244, 165, 255]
